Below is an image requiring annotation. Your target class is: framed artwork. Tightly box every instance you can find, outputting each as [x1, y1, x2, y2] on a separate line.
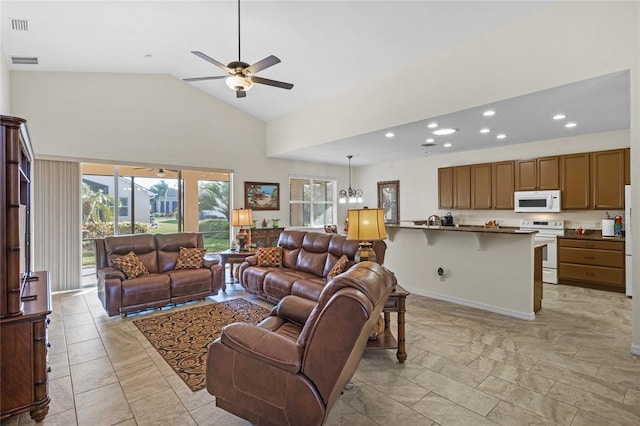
[244, 182, 280, 211]
[377, 180, 400, 224]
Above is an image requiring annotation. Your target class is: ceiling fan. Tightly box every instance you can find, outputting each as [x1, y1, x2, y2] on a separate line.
[133, 167, 177, 177]
[183, 0, 293, 98]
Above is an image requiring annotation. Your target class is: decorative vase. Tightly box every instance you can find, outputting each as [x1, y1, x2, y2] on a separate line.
[272, 219, 280, 228]
[261, 218, 268, 228]
[251, 220, 257, 229]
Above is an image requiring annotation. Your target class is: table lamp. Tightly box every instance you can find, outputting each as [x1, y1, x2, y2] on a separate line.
[346, 207, 387, 263]
[231, 208, 253, 252]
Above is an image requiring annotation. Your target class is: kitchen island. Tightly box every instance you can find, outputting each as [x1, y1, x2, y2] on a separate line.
[384, 223, 542, 320]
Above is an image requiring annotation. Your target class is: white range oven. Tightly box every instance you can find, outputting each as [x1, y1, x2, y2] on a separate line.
[519, 219, 565, 284]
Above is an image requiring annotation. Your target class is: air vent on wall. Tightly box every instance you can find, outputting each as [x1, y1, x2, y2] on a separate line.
[10, 19, 28, 31]
[11, 56, 38, 65]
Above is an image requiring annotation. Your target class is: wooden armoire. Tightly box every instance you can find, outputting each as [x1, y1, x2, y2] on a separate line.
[0, 115, 51, 423]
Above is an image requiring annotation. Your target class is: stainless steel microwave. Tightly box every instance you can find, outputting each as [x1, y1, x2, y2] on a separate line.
[514, 190, 561, 213]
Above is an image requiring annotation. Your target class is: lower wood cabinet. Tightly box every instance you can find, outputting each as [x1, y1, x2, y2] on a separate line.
[0, 272, 51, 423]
[558, 238, 625, 292]
[249, 227, 284, 248]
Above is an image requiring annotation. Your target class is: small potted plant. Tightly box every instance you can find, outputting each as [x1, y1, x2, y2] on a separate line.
[247, 243, 257, 252]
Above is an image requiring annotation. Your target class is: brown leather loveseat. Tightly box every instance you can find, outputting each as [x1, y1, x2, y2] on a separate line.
[239, 230, 386, 303]
[95, 232, 224, 316]
[207, 261, 395, 426]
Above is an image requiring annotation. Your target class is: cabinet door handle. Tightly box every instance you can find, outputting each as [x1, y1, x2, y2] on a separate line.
[47, 366, 52, 373]
[46, 342, 51, 348]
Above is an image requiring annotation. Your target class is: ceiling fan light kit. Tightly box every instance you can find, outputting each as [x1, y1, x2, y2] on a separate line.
[184, 0, 293, 98]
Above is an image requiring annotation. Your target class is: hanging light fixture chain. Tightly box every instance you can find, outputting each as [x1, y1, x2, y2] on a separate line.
[237, 0, 241, 61]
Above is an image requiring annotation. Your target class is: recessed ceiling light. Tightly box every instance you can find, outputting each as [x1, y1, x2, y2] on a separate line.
[565, 122, 577, 128]
[483, 110, 496, 117]
[496, 134, 506, 139]
[480, 128, 490, 134]
[553, 114, 566, 120]
[385, 132, 395, 138]
[432, 128, 457, 136]
[443, 143, 452, 148]
[427, 122, 438, 129]
[425, 138, 435, 143]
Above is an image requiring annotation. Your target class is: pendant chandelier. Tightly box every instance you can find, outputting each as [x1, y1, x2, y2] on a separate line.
[339, 155, 363, 204]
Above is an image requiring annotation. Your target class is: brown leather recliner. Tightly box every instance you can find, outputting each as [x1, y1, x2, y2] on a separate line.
[206, 261, 395, 426]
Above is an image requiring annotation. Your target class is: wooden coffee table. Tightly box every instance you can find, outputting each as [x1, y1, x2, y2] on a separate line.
[366, 284, 409, 363]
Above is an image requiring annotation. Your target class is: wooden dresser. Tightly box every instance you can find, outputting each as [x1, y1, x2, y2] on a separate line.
[558, 237, 625, 292]
[249, 227, 284, 248]
[1, 115, 51, 422]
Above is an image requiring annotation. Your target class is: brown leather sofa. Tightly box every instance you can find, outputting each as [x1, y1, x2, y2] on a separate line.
[239, 230, 386, 303]
[207, 261, 395, 426]
[95, 232, 224, 316]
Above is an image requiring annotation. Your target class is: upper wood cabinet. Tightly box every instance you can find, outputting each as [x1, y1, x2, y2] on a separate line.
[591, 149, 625, 209]
[560, 153, 590, 209]
[515, 156, 559, 191]
[453, 166, 471, 209]
[625, 148, 631, 185]
[492, 161, 515, 209]
[438, 167, 454, 209]
[471, 163, 492, 209]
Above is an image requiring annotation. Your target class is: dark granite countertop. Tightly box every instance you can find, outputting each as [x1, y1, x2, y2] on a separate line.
[561, 229, 625, 241]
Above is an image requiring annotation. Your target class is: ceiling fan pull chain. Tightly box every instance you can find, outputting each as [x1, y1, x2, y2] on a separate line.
[237, 0, 241, 61]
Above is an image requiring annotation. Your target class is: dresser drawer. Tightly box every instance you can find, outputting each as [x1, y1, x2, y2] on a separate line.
[558, 247, 624, 267]
[558, 238, 623, 251]
[559, 263, 624, 287]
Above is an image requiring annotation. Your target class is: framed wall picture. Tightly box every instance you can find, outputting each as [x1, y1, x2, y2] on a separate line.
[377, 180, 400, 224]
[244, 182, 280, 211]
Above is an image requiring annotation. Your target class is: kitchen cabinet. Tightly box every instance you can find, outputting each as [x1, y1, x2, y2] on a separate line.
[438, 167, 454, 209]
[591, 149, 625, 209]
[471, 163, 492, 209]
[453, 165, 471, 209]
[560, 153, 590, 209]
[558, 238, 625, 292]
[515, 156, 559, 191]
[492, 161, 515, 209]
[625, 148, 631, 185]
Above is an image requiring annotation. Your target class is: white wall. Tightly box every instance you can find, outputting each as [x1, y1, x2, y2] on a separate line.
[267, 1, 640, 354]
[9, 71, 352, 227]
[0, 45, 10, 114]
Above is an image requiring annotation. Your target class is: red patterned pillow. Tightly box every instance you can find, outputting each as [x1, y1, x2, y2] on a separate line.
[175, 247, 206, 270]
[111, 251, 149, 279]
[257, 247, 282, 267]
[327, 255, 349, 280]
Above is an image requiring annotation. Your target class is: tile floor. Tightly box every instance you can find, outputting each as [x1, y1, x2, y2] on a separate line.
[3, 283, 639, 426]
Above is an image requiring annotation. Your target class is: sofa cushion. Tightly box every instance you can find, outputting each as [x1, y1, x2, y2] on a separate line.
[263, 270, 302, 300]
[296, 233, 332, 276]
[257, 247, 283, 267]
[167, 268, 213, 297]
[290, 277, 326, 301]
[175, 246, 206, 269]
[111, 251, 149, 279]
[278, 231, 306, 269]
[121, 273, 171, 307]
[327, 255, 349, 280]
[156, 232, 203, 273]
[105, 233, 158, 273]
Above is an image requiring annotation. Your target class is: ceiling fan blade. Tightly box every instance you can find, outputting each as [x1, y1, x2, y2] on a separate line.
[251, 76, 294, 90]
[236, 90, 247, 99]
[191, 51, 231, 72]
[183, 76, 227, 82]
[245, 55, 281, 75]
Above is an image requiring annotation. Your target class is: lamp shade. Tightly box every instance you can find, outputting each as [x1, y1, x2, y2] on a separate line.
[346, 208, 387, 241]
[231, 208, 253, 227]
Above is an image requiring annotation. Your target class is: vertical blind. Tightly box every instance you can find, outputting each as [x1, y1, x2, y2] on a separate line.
[33, 160, 82, 292]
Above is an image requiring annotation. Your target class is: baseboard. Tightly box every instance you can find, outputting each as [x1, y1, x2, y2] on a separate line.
[631, 343, 640, 356]
[406, 287, 535, 321]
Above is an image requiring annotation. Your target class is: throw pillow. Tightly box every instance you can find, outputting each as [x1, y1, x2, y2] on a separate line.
[175, 246, 206, 269]
[327, 255, 349, 280]
[257, 247, 283, 267]
[111, 251, 149, 279]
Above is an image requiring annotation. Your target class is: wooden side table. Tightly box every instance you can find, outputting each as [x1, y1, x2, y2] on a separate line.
[366, 284, 409, 363]
[216, 249, 254, 289]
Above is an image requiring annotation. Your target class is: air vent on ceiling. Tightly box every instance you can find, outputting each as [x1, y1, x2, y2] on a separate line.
[11, 56, 38, 65]
[421, 143, 436, 147]
[11, 19, 28, 31]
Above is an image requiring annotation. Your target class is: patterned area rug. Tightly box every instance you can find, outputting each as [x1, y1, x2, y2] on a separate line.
[133, 298, 270, 392]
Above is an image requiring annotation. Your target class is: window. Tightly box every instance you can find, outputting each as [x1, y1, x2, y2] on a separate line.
[118, 197, 129, 217]
[289, 177, 336, 228]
